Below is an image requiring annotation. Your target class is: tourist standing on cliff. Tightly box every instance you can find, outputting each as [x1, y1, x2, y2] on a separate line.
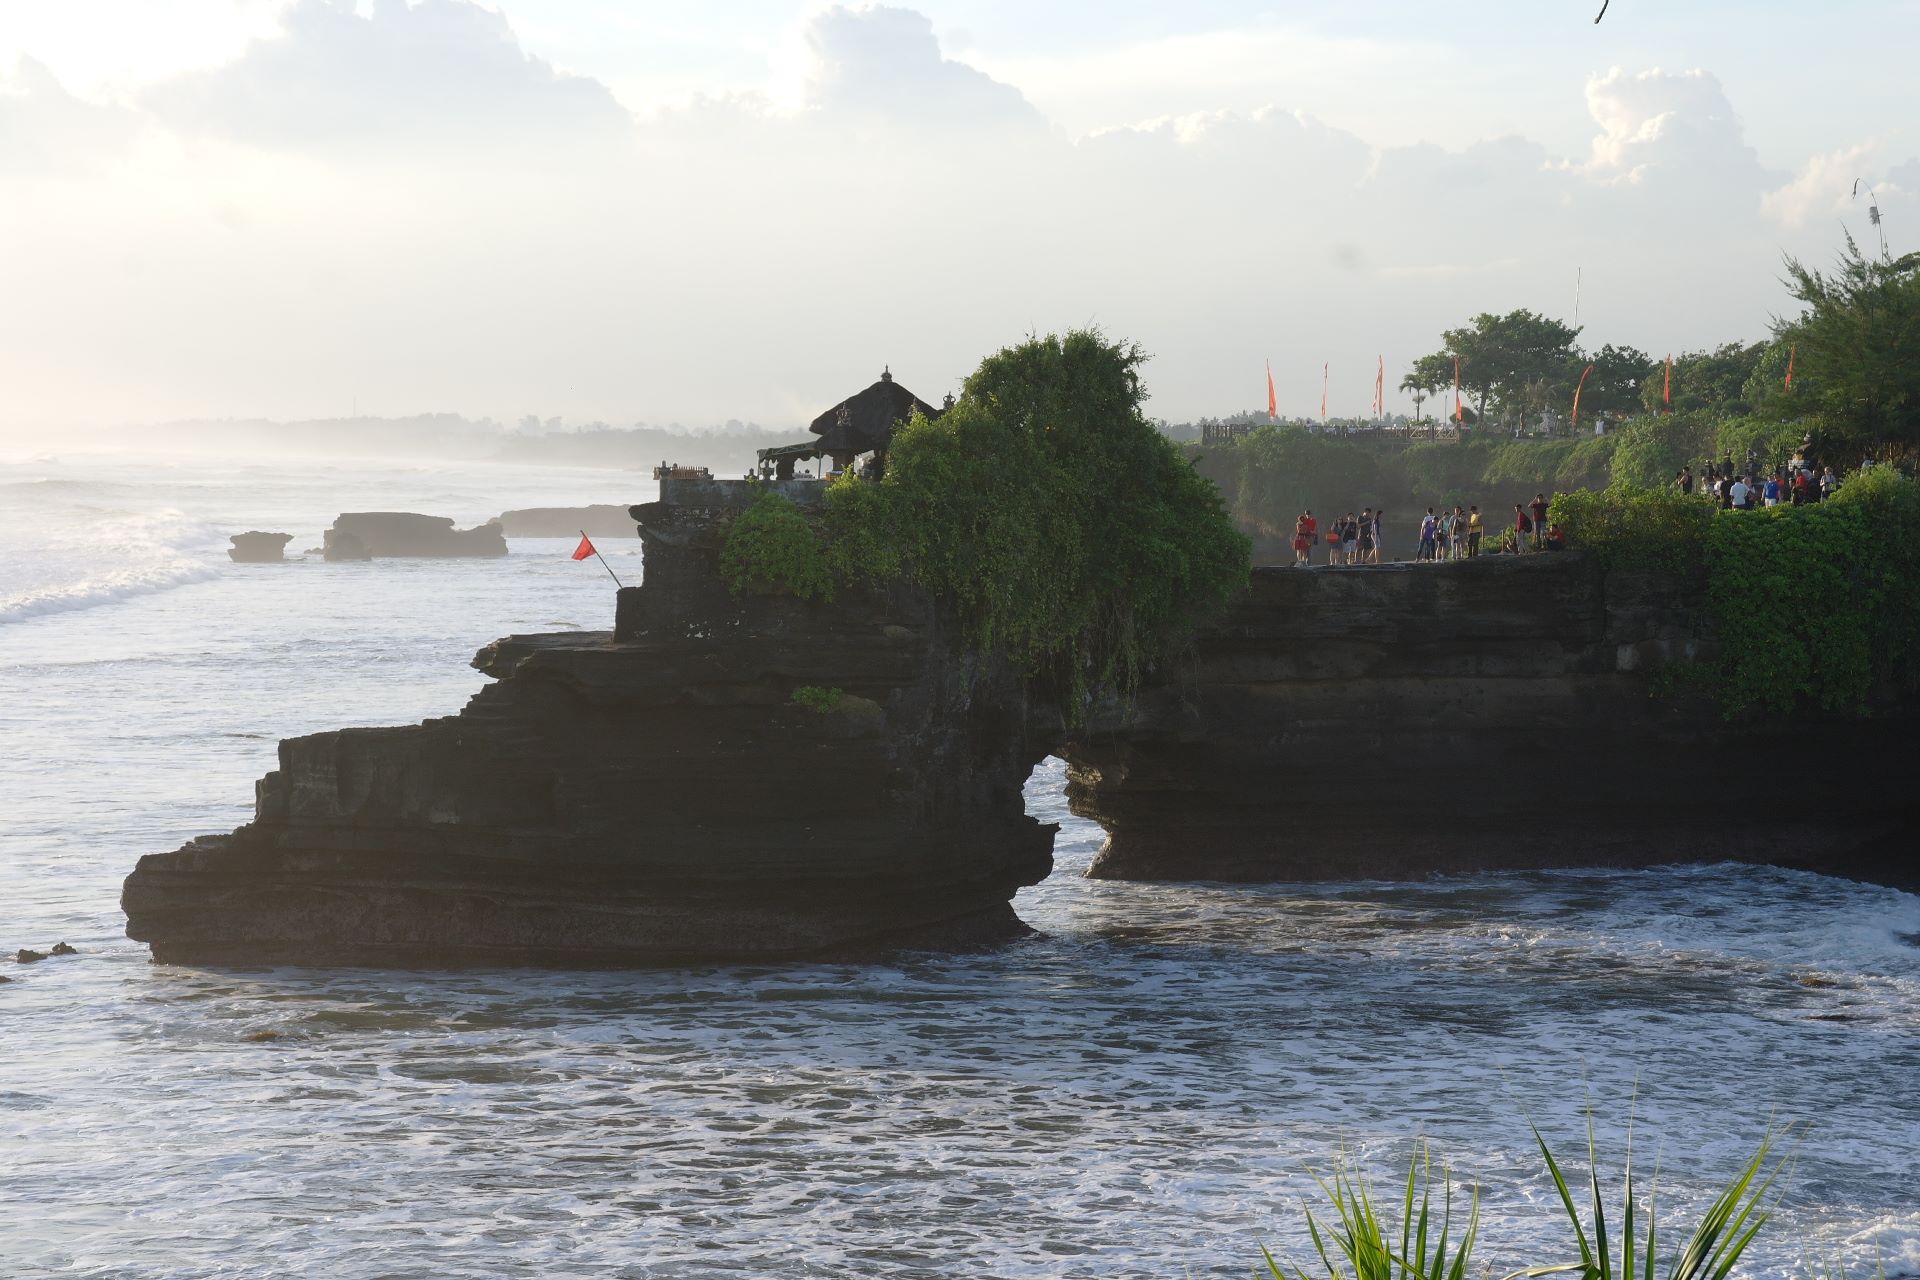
[1326, 519, 1344, 566]
[1467, 505, 1484, 557]
[1417, 508, 1437, 561]
[1357, 508, 1376, 564]
[1370, 510, 1385, 563]
[1450, 506, 1468, 560]
[1294, 511, 1315, 566]
[1729, 474, 1750, 509]
[1513, 503, 1531, 553]
[1529, 494, 1550, 550]
[1677, 467, 1695, 495]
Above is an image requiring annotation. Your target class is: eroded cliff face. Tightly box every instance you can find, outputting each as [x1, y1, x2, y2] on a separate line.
[1065, 554, 1916, 888]
[124, 502, 1917, 969]
[122, 486, 1054, 965]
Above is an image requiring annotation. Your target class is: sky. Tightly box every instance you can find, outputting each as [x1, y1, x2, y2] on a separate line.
[2, 0, 1917, 432]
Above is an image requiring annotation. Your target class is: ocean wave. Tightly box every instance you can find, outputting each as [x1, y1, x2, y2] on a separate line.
[0, 558, 221, 624]
[0, 508, 223, 625]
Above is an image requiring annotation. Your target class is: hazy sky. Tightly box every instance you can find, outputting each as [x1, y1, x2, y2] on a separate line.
[3, 0, 1916, 431]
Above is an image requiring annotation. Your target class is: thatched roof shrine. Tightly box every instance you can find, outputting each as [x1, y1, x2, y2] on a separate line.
[808, 368, 940, 459]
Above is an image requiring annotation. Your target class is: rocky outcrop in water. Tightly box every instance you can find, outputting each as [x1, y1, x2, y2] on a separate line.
[228, 531, 293, 562]
[1065, 555, 1917, 889]
[323, 512, 506, 559]
[123, 490, 1918, 969]
[496, 505, 639, 538]
[123, 482, 1052, 966]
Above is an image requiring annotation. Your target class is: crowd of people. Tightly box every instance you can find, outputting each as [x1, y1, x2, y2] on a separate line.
[1672, 451, 1846, 509]
[1289, 491, 1563, 566]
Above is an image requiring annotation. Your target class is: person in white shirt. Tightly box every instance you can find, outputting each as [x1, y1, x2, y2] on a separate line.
[1729, 477, 1750, 508]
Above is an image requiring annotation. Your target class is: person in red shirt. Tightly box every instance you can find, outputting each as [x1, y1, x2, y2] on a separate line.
[1529, 493, 1551, 550]
[1293, 510, 1316, 566]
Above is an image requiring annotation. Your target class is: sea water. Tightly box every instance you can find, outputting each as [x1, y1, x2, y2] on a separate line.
[2, 452, 1916, 1279]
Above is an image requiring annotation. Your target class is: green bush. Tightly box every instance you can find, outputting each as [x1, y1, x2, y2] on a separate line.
[1554, 470, 1920, 716]
[1710, 465, 1920, 715]
[719, 488, 835, 600]
[731, 331, 1251, 721]
[1548, 483, 1716, 574]
[1607, 411, 1719, 488]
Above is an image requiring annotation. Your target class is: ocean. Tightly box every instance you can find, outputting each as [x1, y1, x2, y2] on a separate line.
[2, 451, 1916, 1278]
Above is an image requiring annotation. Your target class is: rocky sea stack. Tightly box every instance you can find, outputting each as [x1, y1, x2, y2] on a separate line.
[123, 480, 1054, 965]
[322, 512, 507, 560]
[227, 531, 294, 562]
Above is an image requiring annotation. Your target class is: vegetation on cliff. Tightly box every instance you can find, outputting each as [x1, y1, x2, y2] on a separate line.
[1551, 469, 1920, 717]
[1190, 234, 1916, 552]
[722, 330, 1251, 716]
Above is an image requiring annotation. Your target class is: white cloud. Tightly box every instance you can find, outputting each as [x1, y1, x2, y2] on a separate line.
[0, 3, 1899, 432]
[0, 56, 137, 174]
[142, 0, 631, 153]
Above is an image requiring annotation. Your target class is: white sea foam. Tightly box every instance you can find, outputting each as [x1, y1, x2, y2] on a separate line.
[0, 506, 222, 625]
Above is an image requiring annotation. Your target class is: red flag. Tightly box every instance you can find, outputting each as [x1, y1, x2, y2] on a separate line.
[1373, 355, 1384, 417]
[1785, 344, 1796, 391]
[1266, 360, 1277, 421]
[1663, 353, 1672, 413]
[1453, 356, 1462, 423]
[571, 535, 596, 562]
[1572, 362, 1596, 429]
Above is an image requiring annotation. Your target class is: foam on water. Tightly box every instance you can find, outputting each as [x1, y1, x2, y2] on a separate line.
[1, 454, 1915, 1279]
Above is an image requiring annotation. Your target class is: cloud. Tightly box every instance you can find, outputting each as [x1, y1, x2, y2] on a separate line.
[0, 56, 135, 174]
[1762, 144, 1878, 230]
[799, 5, 1042, 130]
[0, 5, 1892, 431]
[142, 0, 631, 153]
[1581, 67, 1773, 192]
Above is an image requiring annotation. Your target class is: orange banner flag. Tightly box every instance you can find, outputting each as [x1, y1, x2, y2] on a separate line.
[1572, 362, 1596, 429]
[1266, 360, 1277, 420]
[1785, 345, 1796, 391]
[1320, 363, 1328, 421]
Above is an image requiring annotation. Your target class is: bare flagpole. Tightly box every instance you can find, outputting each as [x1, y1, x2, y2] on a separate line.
[582, 530, 625, 588]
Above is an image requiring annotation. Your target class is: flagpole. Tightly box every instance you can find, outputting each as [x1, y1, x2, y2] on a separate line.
[582, 530, 625, 588]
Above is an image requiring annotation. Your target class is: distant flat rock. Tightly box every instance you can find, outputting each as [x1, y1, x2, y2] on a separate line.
[228, 531, 294, 563]
[323, 512, 506, 560]
[496, 505, 638, 538]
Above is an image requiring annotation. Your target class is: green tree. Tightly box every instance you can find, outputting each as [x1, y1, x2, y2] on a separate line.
[1777, 235, 1920, 460]
[1638, 341, 1766, 416]
[1578, 343, 1657, 421]
[1414, 310, 1583, 431]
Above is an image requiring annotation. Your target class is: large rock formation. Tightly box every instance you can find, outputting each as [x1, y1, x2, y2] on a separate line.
[122, 481, 1052, 965]
[124, 492, 1918, 969]
[323, 512, 506, 559]
[228, 531, 293, 562]
[496, 505, 639, 538]
[1065, 555, 1917, 889]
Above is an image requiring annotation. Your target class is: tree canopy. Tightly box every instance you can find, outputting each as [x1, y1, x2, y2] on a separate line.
[1776, 236, 1920, 459]
[724, 330, 1252, 718]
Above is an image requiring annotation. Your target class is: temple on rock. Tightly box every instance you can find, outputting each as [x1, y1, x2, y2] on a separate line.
[755, 368, 948, 481]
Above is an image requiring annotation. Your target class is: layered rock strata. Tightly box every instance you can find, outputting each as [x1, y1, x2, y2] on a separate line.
[1066, 554, 1917, 889]
[123, 482, 1053, 965]
[324, 512, 506, 559]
